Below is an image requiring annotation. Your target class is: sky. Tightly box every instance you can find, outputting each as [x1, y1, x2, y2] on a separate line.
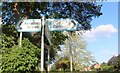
[82, 2, 118, 63]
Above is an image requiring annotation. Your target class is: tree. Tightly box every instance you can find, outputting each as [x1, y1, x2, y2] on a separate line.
[55, 56, 70, 72]
[117, 55, 120, 71]
[2, 2, 102, 30]
[59, 32, 95, 71]
[1, 24, 18, 48]
[108, 55, 120, 71]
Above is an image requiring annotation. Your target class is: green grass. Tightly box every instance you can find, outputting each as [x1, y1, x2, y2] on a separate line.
[49, 71, 120, 73]
[1, 71, 120, 73]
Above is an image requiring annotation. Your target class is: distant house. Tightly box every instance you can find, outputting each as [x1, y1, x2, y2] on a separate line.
[84, 66, 92, 71]
[93, 63, 101, 69]
[84, 63, 101, 71]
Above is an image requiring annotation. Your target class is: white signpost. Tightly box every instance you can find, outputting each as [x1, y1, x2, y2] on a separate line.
[41, 16, 45, 72]
[45, 24, 51, 72]
[17, 17, 78, 73]
[17, 19, 41, 47]
[17, 19, 41, 32]
[46, 19, 78, 31]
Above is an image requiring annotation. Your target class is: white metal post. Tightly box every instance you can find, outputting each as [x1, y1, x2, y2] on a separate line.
[19, 32, 22, 47]
[68, 32, 73, 73]
[41, 16, 45, 72]
[48, 47, 50, 72]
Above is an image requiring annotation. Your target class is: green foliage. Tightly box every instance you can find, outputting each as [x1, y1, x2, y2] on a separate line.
[117, 55, 120, 70]
[1, 24, 18, 48]
[55, 56, 70, 71]
[1, 34, 15, 48]
[2, 24, 18, 37]
[51, 31, 67, 51]
[55, 56, 84, 71]
[101, 65, 114, 71]
[108, 55, 120, 71]
[1, 38, 40, 72]
[100, 62, 114, 71]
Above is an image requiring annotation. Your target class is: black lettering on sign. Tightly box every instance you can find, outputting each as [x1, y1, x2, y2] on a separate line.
[53, 25, 63, 28]
[35, 26, 39, 28]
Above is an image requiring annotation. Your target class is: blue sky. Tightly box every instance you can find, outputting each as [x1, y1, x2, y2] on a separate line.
[82, 2, 118, 63]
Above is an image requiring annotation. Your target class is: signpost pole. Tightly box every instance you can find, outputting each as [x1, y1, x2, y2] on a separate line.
[48, 47, 50, 72]
[19, 32, 22, 47]
[41, 16, 45, 72]
[45, 24, 51, 73]
[68, 31, 73, 73]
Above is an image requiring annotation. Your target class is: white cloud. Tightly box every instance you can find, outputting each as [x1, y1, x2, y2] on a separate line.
[111, 52, 118, 56]
[101, 49, 118, 56]
[107, 0, 120, 2]
[82, 24, 117, 41]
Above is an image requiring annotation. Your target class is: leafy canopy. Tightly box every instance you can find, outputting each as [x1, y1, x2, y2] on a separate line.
[2, 2, 102, 30]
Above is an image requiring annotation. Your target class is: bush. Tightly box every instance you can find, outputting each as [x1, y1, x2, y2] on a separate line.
[1, 38, 40, 72]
